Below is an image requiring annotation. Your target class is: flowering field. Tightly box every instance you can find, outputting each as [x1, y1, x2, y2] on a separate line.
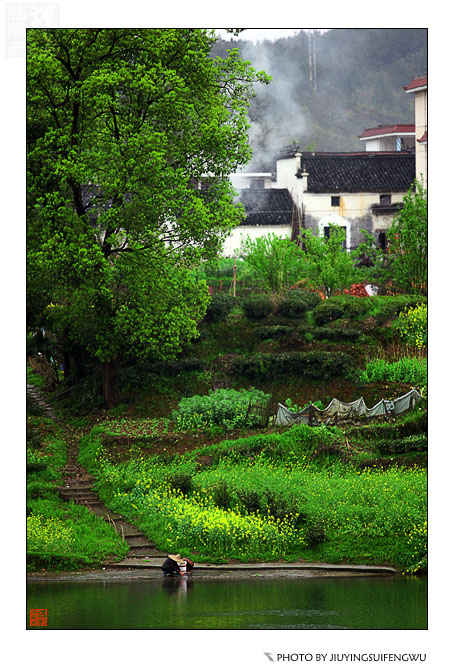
[81, 428, 427, 573]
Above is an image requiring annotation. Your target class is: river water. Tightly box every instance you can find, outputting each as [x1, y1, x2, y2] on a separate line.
[27, 574, 427, 630]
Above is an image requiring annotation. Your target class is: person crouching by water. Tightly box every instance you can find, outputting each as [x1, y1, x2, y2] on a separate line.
[161, 553, 193, 577]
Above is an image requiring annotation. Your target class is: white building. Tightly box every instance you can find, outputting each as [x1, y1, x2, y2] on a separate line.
[225, 148, 415, 255]
[404, 75, 427, 185]
[358, 124, 415, 152]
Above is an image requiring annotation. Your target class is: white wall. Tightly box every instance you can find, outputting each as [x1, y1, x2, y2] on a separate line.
[222, 225, 292, 257]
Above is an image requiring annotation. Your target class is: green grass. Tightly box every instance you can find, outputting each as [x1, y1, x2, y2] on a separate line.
[79, 424, 427, 573]
[26, 408, 128, 571]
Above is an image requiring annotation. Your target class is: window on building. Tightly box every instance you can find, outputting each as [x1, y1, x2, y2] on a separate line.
[331, 196, 340, 206]
[380, 194, 391, 206]
[377, 231, 388, 251]
[250, 179, 265, 189]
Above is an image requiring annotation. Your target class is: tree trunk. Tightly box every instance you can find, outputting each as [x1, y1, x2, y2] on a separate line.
[102, 359, 119, 409]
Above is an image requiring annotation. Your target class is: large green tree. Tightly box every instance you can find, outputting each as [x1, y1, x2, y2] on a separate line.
[27, 28, 270, 405]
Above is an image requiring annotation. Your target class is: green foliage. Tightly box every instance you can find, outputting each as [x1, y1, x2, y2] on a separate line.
[309, 327, 363, 343]
[374, 434, 427, 455]
[310, 301, 345, 325]
[360, 357, 427, 388]
[254, 325, 294, 340]
[327, 294, 374, 319]
[27, 28, 269, 402]
[275, 290, 311, 319]
[204, 293, 236, 322]
[240, 233, 305, 298]
[242, 294, 273, 320]
[300, 225, 357, 298]
[27, 497, 129, 570]
[387, 179, 427, 295]
[394, 303, 427, 348]
[171, 387, 270, 431]
[369, 295, 426, 325]
[231, 351, 355, 381]
[85, 427, 427, 571]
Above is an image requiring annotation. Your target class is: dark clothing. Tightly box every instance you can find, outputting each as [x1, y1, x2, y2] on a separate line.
[183, 557, 194, 572]
[161, 557, 181, 577]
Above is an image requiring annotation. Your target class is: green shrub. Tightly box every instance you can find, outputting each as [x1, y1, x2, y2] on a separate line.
[231, 351, 355, 381]
[394, 303, 428, 349]
[212, 480, 232, 509]
[276, 291, 310, 319]
[242, 294, 273, 320]
[371, 296, 427, 325]
[144, 358, 207, 376]
[171, 387, 270, 431]
[205, 293, 236, 322]
[374, 434, 428, 455]
[169, 471, 193, 495]
[312, 302, 345, 325]
[360, 357, 427, 388]
[310, 327, 363, 342]
[329, 295, 374, 319]
[254, 325, 294, 340]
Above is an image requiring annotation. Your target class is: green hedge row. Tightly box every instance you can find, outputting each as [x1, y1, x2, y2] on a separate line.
[231, 350, 355, 381]
[374, 434, 427, 455]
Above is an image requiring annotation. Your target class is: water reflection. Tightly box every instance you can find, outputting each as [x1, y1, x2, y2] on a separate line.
[27, 575, 427, 630]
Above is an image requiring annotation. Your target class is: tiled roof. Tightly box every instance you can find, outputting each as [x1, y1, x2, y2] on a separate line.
[418, 131, 427, 144]
[238, 188, 295, 226]
[404, 76, 427, 92]
[297, 153, 415, 193]
[358, 124, 415, 139]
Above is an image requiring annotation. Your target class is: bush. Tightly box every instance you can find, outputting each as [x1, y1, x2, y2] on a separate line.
[171, 387, 270, 431]
[310, 327, 363, 343]
[374, 434, 428, 455]
[231, 351, 355, 381]
[142, 358, 207, 376]
[254, 325, 294, 340]
[242, 295, 273, 320]
[311, 302, 345, 325]
[205, 293, 236, 322]
[329, 295, 374, 319]
[276, 291, 311, 319]
[394, 303, 428, 348]
[371, 296, 426, 325]
[360, 357, 427, 388]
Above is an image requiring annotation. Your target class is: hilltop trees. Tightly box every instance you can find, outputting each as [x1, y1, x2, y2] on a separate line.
[27, 28, 270, 405]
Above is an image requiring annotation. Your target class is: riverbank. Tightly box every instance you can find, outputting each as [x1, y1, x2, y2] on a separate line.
[27, 560, 397, 583]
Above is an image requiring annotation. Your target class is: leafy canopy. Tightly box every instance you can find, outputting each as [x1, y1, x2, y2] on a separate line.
[27, 29, 270, 367]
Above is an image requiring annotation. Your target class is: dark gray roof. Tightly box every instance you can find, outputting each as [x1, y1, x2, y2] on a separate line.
[237, 188, 295, 226]
[296, 152, 415, 193]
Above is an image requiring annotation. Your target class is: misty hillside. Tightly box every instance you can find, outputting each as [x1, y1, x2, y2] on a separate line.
[212, 28, 427, 170]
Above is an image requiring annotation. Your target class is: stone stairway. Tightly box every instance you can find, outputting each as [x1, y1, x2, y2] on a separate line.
[57, 474, 169, 568]
[27, 382, 168, 569]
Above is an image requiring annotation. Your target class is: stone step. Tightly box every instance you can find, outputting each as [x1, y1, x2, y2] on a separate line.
[126, 548, 167, 558]
[123, 537, 155, 548]
[88, 505, 124, 521]
[60, 494, 98, 501]
[59, 486, 96, 493]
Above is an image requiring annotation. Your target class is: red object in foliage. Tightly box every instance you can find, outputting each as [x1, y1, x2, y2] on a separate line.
[344, 283, 369, 297]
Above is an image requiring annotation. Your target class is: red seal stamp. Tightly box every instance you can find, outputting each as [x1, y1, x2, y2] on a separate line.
[30, 608, 47, 627]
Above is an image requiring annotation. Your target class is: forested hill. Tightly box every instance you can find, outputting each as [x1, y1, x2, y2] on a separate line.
[212, 29, 427, 170]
